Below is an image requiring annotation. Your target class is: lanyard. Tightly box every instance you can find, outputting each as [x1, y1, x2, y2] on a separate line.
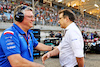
[22, 34, 32, 57]
[12, 25, 32, 57]
[22, 34, 29, 45]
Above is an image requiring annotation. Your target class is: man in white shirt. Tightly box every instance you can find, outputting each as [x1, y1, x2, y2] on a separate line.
[42, 9, 84, 67]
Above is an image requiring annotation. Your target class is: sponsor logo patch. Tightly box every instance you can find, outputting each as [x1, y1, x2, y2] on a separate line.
[72, 39, 77, 41]
[5, 36, 12, 39]
[7, 46, 16, 49]
[6, 42, 14, 45]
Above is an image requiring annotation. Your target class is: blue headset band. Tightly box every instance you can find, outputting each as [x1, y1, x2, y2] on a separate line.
[18, 6, 32, 12]
[16, 5, 32, 14]
[17, 6, 27, 12]
[20, 6, 27, 10]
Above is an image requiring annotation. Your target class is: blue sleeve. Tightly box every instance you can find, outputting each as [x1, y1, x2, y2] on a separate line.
[31, 33, 38, 48]
[0, 32, 20, 57]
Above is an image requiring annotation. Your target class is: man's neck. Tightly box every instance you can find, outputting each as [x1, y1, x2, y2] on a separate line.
[15, 22, 28, 36]
[65, 21, 73, 29]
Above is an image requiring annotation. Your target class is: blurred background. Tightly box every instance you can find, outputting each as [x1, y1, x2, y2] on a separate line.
[0, 0, 100, 67]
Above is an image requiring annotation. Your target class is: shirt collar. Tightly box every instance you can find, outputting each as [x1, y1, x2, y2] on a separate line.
[13, 23, 32, 35]
[65, 22, 75, 31]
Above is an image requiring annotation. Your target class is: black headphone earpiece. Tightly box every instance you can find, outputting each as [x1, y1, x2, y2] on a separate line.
[15, 6, 27, 22]
[15, 12, 24, 22]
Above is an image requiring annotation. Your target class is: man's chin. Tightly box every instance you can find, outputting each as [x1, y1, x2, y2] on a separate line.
[30, 25, 33, 28]
[60, 26, 63, 28]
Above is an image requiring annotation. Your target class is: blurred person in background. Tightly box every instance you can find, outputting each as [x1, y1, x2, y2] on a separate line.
[0, 5, 55, 67]
[50, 31, 55, 37]
[94, 31, 99, 38]
[81, 30, 87, 40]
[55, 31, 62, 40]
[42, 9, 84, 67]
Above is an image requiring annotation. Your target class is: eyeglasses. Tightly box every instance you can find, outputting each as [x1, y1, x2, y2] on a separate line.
[25, 16, 34, 18]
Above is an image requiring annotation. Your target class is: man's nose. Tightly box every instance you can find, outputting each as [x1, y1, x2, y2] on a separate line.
[32, 17, 35, 21]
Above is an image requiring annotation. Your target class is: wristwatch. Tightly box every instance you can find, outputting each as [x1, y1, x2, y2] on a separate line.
[52, 47, 54, 50]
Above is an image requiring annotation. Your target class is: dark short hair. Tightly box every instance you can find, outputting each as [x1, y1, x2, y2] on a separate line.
[58, 9, 76, 22]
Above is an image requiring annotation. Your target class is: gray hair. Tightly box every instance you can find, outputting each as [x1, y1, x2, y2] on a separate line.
[14, 5, 33, 22]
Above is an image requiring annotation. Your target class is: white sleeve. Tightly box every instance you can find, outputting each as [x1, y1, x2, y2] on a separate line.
[70, 30, 84, 57]
[57, 41, 62, 51]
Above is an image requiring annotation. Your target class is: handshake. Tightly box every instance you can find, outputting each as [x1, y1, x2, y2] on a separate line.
[38, 46, 59, 67]
[42, 46, 58, 64]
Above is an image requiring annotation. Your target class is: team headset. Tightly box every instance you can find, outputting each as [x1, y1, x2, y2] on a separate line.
[15, 5, 28, 22]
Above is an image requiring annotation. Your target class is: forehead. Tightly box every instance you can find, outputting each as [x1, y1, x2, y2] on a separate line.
[59, 13, 63, 18]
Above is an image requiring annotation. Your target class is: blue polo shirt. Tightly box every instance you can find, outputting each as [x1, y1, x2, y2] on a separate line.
[0, 23, 38, 67]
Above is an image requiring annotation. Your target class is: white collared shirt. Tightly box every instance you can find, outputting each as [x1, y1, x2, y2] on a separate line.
[57, 22, 84, 67]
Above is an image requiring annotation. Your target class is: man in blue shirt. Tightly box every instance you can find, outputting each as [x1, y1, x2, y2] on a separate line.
[0, 5, 54, 67]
